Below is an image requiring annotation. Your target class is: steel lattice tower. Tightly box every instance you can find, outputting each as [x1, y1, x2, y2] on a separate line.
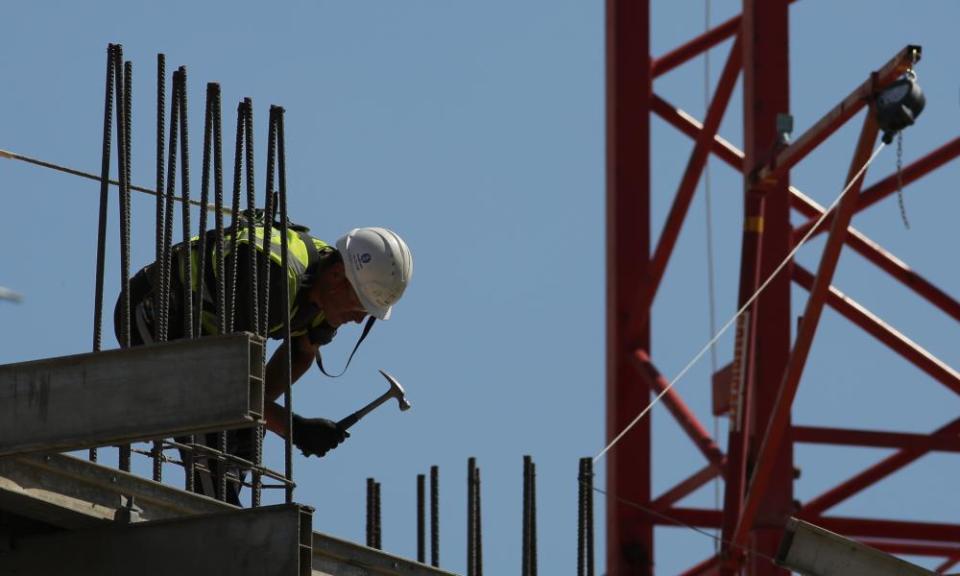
[606, 1, 960, 574]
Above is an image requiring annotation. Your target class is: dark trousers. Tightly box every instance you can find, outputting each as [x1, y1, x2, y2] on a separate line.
[114, 266, 253, 506]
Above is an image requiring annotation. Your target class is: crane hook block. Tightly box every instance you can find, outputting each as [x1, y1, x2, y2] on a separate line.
[876, 71, 925, 144]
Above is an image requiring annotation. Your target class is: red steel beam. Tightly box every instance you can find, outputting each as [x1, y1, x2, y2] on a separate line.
[679, 555, 720, 576]
[652, 15, 740, 78]
[728, 3, 795, 573]
[651, 0, 801, 79]
[652, 97, 960, 326]
[606, 0, 653, 573]
[791, 190, 960, 324]
[631, 349, 725, 466]
[651, 463, 722, 510]
[733, 112, 881, 550]
[859, 539, 960, 558]
[651, 95, 745, 172]
[792, 137, 960, 242]
[757, 45, 919, 187]
[802, 416, 960, 515]
[937, 558, 960, 573]
[794, 425, 960, 452]
[792, 265, 960, 396]
[815, 516, 960, 543]
[659, 507, 723, 528]
[638, 37, 742, 321]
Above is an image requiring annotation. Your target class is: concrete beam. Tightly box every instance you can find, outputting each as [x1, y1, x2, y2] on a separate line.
[312, 532, 458, 576]
[0, 333, 264, 456]
[0, 454, 458, 576]
[777, 517, 935, 576]
[0, 504, 313, 576]
[0, 452, 234, 529]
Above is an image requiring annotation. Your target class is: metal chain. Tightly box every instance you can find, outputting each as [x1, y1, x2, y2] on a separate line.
[896, 131, 911, 229]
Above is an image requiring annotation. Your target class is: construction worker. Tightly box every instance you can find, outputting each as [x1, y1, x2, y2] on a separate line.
[113, 222, 413, 495]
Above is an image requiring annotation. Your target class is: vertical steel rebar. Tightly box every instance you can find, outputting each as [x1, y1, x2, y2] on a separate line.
[198, 82, 224, 501]
[586, 458, 594, 576]
[475, 465, 483, 576]
[367, 477, 375, 547]
[431, 465, 440, 567]
[177, 67, 199, 493]
[152, 53, 166, 482]
[529, 460, 536, 576]
[275, 106, 294, 503]
[374, 481, 382, 550]
[212, 85, 229, 503]
[417, 473, 426, 563]
[523, 456, 531, 576]
[467, 457, 476, 576]
[177, 66, 193, 341]
[243, 99, 263, 508]
[225, 102, 244, 332]
[90, 44, 116, 464]
[260, 108, 278, 338]
[578, 457, 595, 576]
[114, 48, 132, 474]
[197, 84, 213, 339]
[158, 70, 178, 347]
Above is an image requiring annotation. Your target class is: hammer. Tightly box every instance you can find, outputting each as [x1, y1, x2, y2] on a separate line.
[337, 369, 411, 430]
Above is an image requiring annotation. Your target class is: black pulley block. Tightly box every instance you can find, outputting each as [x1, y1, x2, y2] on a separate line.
[876, 71, 925, 144]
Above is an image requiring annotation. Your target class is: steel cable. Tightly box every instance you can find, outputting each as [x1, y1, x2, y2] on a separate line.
[594, 141, 888, 463]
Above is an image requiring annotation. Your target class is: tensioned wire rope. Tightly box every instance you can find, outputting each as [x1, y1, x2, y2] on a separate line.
[0, 147, 231, 215]
[594, 139, 888, 464]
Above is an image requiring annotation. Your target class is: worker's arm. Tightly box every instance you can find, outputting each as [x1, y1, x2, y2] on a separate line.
[263, 334, 317, 436]
[261, 335, 349, 457]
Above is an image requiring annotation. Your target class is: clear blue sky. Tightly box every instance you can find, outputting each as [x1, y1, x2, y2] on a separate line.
[2, 1, 960, 574]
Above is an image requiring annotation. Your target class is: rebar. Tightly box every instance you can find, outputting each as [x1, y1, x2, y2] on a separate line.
[524, 459, 537, 576]
[467, 457, 477, 576]
[578, 457, 595, 576]
[475, 465, 483, 576]
[199, 82, 224, 501]
[152, 52, 166, 482]
[243, 98, 263, 507]
[90, 43, 116, 464]
[177, 66, 193, 341]
[260, 108, 278, 338]
[367, 477, 375, 547]
[523, 456, 531, 576]
[275, 106, 294, 504]
[431, 465, 440, 567]
[374, 481, 382, 550]
[225, 102, 244, 333]
[211, 86, 229, 502]
[159, 69, 180, 346]
[417, 473, 426, 563]
[116, 54, 133, 473]
[197, 84, 213, 339]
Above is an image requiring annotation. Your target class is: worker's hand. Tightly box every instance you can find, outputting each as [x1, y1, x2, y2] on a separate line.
[291, 414, 349, 457]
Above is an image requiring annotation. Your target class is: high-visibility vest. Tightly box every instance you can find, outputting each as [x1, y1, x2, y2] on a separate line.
[177, 226, 331, 338]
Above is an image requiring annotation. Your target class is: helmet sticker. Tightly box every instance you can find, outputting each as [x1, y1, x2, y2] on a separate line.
[361, 253, 372, 264]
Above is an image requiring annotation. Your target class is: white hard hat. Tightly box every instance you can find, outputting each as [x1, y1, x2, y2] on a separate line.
[336, 227, 413, 320]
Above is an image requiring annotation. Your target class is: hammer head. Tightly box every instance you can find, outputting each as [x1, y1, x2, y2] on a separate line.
[378, 369, 411, 411]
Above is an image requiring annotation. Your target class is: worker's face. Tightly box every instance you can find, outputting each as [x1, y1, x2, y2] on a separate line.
[320, 262, 369, 328]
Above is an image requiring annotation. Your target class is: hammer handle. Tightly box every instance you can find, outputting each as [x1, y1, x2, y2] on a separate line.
[337, 389, 393, 430]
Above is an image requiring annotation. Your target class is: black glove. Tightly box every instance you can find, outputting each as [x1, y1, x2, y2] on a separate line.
[291, 414, 350, 457]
